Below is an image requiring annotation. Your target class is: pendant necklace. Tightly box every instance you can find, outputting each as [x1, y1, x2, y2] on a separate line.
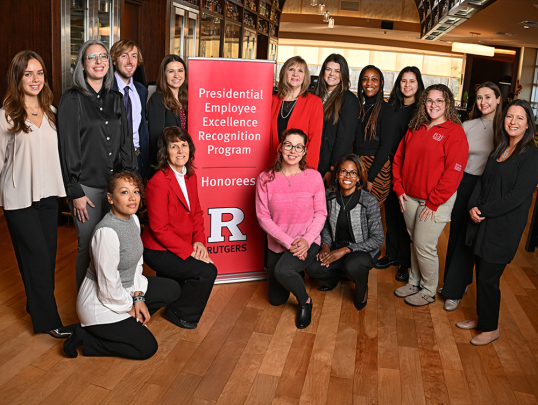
[281, 168, 300, 187]
[280, 98, 298, 119]
[340, 189, 356, 211]
[480, 117, 492, 130]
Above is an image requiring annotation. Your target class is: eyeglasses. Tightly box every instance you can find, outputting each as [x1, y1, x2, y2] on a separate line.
[282, 142, 305, 153]
[426, 98, 445, 106]
[85, 53, 109, 63]
[338, 169, 358, 178]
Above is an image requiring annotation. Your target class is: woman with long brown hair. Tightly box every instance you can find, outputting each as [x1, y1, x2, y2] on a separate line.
[313, 54, 360, 187]
[269, 56, 323, 169]
[439, 82, 502, 311]
[1, 51, 71, 338]
[392, 84, 468, 307]
[352, 65, 396, 206]
[147, 55, 189, 178]
[306, 154, 383, 311]
[256, 128, 326, 329]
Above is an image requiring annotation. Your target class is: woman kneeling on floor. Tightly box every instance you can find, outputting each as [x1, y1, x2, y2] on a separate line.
[306, 154, 383, 310]
[63, 171, 180, 359]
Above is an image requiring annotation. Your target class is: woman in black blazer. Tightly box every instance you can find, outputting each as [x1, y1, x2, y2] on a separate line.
[313, 54, 359, 187]
[457, 100, 538, 346]
[146, 54, 188, 178]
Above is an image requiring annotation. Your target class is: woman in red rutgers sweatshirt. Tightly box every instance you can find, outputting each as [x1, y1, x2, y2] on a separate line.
[392, 84, 468, 307]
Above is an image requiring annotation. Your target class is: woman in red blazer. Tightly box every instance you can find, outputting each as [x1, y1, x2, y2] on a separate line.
[142, 126, 217, 329]
[270, 56, 323, 169]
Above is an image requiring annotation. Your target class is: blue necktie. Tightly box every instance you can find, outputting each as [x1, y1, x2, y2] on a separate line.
[124, 86, 133, 134]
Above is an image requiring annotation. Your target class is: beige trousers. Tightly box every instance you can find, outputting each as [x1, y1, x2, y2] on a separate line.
[402, 193, 457, 297]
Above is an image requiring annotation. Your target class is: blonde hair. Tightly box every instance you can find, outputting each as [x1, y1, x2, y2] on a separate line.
[277, 56, 310, 99]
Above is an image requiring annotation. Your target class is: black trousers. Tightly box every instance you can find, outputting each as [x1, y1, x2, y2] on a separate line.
[143, 248, 217, 322]
[306, 250, 378, 308]
[442, 172, 480, 299]
[266, 244, 319, 306]
[4, 197, 63, 333]
[82, 277, 180, 359]
[475, 255, 507, 332]
[384, 190, 411, 266]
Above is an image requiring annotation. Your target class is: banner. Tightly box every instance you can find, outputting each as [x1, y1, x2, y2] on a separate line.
[188, 58, 275, 281]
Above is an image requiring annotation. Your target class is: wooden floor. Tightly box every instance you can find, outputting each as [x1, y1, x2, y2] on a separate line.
[1, 201, 538, 405]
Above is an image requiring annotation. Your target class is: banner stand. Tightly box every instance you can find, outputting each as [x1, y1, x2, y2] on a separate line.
[215, 271, 267, 285]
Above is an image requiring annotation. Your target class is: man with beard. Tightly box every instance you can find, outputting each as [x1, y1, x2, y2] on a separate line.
[110, 39, 150, 178]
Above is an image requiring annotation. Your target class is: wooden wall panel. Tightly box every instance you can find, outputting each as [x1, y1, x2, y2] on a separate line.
[140, 0, 170, 84]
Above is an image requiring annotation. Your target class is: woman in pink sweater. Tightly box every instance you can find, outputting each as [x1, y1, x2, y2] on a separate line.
[256, 128, 327, 329]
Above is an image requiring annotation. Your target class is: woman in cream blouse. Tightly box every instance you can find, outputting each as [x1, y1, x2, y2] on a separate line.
[0, 51, 71, 338]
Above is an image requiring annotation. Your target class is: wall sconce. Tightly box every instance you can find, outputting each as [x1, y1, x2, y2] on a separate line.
[318, 3, 325, 14]
[328, 17, 334, 28]
[310, 0, 317, 6]
[323, 11, 330, 22]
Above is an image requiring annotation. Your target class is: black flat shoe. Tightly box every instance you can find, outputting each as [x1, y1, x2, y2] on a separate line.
[296, 299, 313, 329]
[375, 256, 398, 269]
[63, 324, 84, 358]
[354, 286, 368, 311]
[395, 265, 409, 282]
[47, 324, 76, 339]
[163, 308, 198, 329]
[318, 286, 333, 291]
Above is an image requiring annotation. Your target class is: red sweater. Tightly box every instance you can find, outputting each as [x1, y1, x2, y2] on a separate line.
[269, 93, 323, 169]
[392, 120, 468, 211]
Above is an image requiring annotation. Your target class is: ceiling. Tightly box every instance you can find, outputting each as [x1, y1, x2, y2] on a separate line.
[279, 0, 538, 53]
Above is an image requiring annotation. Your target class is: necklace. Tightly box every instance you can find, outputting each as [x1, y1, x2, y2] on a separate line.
[26, 106, 40, 117]
[339, 189, 356, 211]
[480, 117, 492, 130]
[281, 168, 300, 187]
[280, 98, 298, 119]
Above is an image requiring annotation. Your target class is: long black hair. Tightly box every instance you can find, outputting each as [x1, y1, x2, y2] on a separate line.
[388, 66, 424, 110]
[357, 65, 384, 141]
[492, 99, 537, 160]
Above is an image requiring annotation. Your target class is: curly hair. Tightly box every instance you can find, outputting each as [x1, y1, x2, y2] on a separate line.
[409, 84, 461, 131]
[3, 50, 56, 134]
[313, 53, 350, 124]
[264, 128, 309, 184]
[107, 171, 145, 199]
[154, 126, 196, 176]
[329, 154, 367, 194]
[357, 65, 385, 141]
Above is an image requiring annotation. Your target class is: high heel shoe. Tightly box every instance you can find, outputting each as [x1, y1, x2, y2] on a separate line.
[354, 286, 368, 311]
[296, 299, 313, 329]
[63, 324, 85, 358]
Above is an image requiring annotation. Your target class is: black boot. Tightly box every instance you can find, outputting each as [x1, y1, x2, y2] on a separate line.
[375, 256, 398, 269]
[395, 265, 409, 282]
[296, 299, 313, 329]
[63, 324, 85, 358]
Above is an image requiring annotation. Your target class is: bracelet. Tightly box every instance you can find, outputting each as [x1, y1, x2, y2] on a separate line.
[133, 295, 145, 304]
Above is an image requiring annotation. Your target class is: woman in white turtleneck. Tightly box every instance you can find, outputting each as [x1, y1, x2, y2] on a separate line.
[439, 81, 502, 312]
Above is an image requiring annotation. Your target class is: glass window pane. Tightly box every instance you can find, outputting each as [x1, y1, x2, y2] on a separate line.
[534, 67, 538, 85]
[371, 51, 397, 71]
[296, 46, 319, 65]
[185, 16, 196, 60]
[532, 85, 538, 103]
[224, 22, 240, 58]
[70, 0, 87, 83]
[277, 46, 294, 63]
[396, 53, 424, 71]
[320, 48, 346, 63]
[423, 55, 453, 76]
[97, 0, 112, 49]
[173, 13, 184, 56]
[347, 50, 370, 68]
[200, 14, 221, 58]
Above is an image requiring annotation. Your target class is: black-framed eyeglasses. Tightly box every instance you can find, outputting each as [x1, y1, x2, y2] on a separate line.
[338, 169, 358, 178]
[86, 53, 109, 63]
[283, 142, 305, 153]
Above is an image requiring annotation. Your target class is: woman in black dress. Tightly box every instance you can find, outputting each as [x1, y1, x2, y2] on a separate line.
[313, 54, 359, 187]
[146, 54, 188, 178]
[457, 100, 538, 346]
[375, 67, 424, 282]
[352, 65, 395, 206]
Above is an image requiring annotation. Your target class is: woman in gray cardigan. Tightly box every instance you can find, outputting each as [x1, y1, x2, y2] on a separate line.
[306, 154, 384, 310]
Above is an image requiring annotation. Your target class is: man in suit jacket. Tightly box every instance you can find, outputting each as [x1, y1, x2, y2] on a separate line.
[110, 39, 150, 178]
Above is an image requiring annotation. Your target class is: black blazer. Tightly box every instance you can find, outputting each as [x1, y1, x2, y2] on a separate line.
[146, 91, 188, 178]
[112, 79, 150, 178]
[466, 147, 538, 264]
[318, 90, 360, 176]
